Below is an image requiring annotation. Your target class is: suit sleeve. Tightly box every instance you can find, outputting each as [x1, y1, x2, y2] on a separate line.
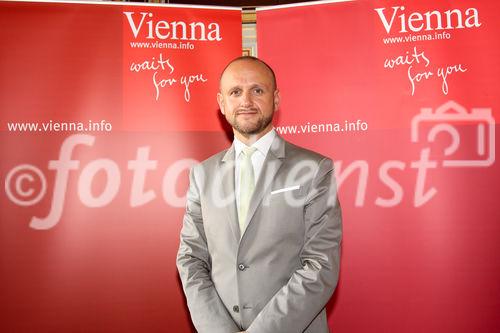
[176, 165, 240, 333]
[247, 157, 342, 333]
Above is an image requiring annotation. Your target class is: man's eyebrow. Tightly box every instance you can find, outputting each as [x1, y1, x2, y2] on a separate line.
[223, 83, 268, 92]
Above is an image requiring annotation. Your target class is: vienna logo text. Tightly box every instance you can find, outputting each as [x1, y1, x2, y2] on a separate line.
[123, 12, 222, 41]
[374, 6, 481, 34]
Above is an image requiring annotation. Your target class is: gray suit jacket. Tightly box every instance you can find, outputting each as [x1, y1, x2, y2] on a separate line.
[177, 134, 342, 333]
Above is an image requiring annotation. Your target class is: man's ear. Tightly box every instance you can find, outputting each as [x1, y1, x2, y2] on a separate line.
[273, 89, 281, 111]
[217, 92, 224, 114]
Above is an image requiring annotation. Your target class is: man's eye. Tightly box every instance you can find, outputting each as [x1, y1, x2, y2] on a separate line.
[230, 90, 241, 96]
[254, 88, 264, 94]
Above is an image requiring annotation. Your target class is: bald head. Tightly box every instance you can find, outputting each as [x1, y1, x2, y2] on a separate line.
[219, 56, 277, 91]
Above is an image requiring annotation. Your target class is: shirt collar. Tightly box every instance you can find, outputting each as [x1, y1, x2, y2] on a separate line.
[234, 129, 276, 158]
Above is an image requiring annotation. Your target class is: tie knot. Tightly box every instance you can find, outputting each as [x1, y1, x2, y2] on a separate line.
[242, 146, 257, 157]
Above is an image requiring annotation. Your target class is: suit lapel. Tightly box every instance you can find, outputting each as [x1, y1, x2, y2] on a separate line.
[220, 145, 241, 240]
[242, 135, 286, 238]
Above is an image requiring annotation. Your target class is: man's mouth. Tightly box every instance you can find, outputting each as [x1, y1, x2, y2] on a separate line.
[236, 109, 258, 115]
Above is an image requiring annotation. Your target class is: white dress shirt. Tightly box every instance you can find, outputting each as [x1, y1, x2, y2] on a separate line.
[234, 129, 276, 209]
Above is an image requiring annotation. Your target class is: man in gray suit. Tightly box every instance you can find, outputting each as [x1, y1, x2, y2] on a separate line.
[177, 56, 342, 333]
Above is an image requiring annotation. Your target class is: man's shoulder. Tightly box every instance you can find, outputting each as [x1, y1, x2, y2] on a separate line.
[196, 147, 231, 169]
[281, 139, 335, 179]
[282, 139, 332, 163]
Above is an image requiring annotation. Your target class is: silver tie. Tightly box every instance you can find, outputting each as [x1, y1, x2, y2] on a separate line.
[238, 146, 257, 235]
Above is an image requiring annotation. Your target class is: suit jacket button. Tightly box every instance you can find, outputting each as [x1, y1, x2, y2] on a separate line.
[233, 305, 239, 313]
[238, 264, 246, 271]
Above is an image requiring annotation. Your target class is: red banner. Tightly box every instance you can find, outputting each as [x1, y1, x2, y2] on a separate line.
[257, 0, 499, 331]
[0, 1, 240, 331]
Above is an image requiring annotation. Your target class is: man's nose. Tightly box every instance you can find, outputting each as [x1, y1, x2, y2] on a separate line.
[241, 91, 253, 106]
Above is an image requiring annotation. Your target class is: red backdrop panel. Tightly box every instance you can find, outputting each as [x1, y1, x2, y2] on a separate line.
[257, 0, 499, 332]
[0, 1, 241, 332]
